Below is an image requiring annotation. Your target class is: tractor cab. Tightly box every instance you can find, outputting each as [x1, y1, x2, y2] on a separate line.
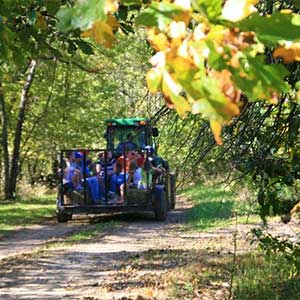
[105, 118, 159, 156]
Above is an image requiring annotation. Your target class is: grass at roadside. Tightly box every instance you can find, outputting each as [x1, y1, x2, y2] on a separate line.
[0, 192, 117, 242]
[180, 184, 260, 230]
[64, 221, 118, 244]
[234, 253, 300, 300]
[172, 183, 300, 299]
[0, 194, 56, 237]
[167, 251, 300, 300]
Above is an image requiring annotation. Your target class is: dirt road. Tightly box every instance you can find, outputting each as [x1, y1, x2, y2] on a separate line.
[0, 220, 91, 261]
[0, 198, 298, 300]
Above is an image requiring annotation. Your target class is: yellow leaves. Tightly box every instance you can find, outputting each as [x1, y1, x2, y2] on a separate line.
[193, 24, 208, 42]
[228, 53, 241, 68]
[79, 0, 118, 48]
[161, 71, 191, 118]
[104, 0, 119, 14]
[166, 40, 197, 73]
[173, 10, 191, 25]
[168, 21, 187, 39]
[212, 69, 241, 104]
[146, 68, 162, 93]
[210, 120, 223, 145]
[197, 99, 238, 142]
[172, 0, 192, 24]
[162, 70, 181, 97]
[148, 52, 192, 118]
[142, 0, 258, 145]
[168, 56, 197, 77]
[177, 40, 190, 59]
[191, 70, 240, 144]
[150, 51, 166, 68]
[190, 42, 210, 65]
[147, 20, 187, 52]
[206, 25, 227, 44]
[270, 92, 279, 105]
[280, 9, 293, 15]
[148, 28, 170, 51]
[222, 0, 258, 22]
[36, 12, 47, 29]
[107, 14, 119, 31]
[81, 16, 118, 48]
[273, 42, 300, 63]
[147, 31, 196, 120]
[147, 22, 198, 119]
[145, 12, 242, 145]
[173, 0, 191, 10]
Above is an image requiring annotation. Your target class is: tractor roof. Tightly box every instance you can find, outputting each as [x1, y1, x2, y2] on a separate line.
[105, 118, 149, 126]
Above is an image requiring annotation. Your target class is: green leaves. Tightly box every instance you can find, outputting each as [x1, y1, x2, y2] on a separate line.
[288, 116, 300, 146]
[57, 0, 106, 31]
[233, 55, 290, 101]
[146, 68, 162, 93]
[73, 0, 106, 30]
[121, 0, 142, 6]
[76, 40, 94, 55]
[56, 0, 122, 48]
[135, 2, 188, 31]
[5, 0, 300, 148]
[191, 0, 222, 21]
[44, 0, 62, 15]
[56, 6, 74, 32]
[293, 0, 300, 9]
[0, 0, 9, 16]
[0, 24, 10, 60]
[191, 74, 239, 122]
[237, 12, 300, 46]
[161, 70, 191, 118]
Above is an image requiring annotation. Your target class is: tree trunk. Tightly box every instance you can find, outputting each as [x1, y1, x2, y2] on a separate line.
[0, 81, 10, 198]
[8, 60, 37, 199]
[267, 0, 273, 14]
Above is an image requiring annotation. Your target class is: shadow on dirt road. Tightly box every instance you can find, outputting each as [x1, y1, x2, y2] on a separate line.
[0, 198, 193, 300]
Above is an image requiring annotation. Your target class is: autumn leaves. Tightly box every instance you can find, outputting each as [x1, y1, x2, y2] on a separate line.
[57, 0, 300, 144]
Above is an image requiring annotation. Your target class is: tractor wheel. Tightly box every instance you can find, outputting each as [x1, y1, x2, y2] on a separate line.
[170, 174, 176, 209]
[154, 188, 167, 221]
[57, 212, 70, 223]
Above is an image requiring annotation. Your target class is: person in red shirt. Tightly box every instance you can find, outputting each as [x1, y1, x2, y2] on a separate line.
[109, 150, 135, 204]
[115, 152, 132, 173]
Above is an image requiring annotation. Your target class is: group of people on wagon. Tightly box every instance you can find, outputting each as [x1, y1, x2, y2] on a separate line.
[62, 134, 167, 205]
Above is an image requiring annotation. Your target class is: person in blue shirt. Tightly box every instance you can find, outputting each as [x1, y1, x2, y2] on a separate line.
[63, 152, 83, 192]
[73, 151, 91, 177]
[116, 133, 138, 155]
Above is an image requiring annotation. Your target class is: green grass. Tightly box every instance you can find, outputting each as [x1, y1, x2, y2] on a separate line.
[179, 184, 300, 299]
[180, 184, 260, 230]
[0, 194, 56, 236]
[168, 251, 300, 300]
[64, 221, 117, 243]
[234, 253, 300, 300]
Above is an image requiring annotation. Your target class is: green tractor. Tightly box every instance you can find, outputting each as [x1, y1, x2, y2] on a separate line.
[56, 118, 176, 222]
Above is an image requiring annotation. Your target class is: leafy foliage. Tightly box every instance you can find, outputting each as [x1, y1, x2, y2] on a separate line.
[0, 28, 157, 193]
[2, 0, 300, 224]
[55, 0, 300, 143]
[252, 228, 300, 277]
